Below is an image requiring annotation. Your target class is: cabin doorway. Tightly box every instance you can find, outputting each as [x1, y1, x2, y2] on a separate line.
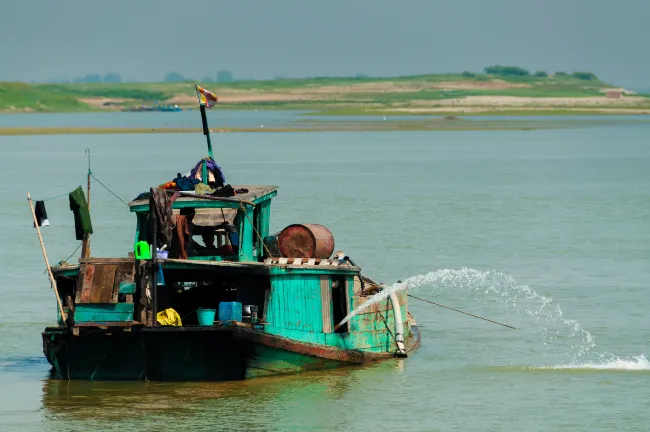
[331, 276, 348, 333]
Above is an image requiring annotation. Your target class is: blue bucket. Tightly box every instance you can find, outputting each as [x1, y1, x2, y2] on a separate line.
[196, 308, 216, 326]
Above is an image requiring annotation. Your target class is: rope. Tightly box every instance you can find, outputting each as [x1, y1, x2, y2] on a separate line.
[89, 173, 129, 206]
[40, 192, 70, 202]
[408, 294, 516, 329]
[44, 242, 82, 274]
[61, 242, 83, 264]
[238, 203, 272, 258]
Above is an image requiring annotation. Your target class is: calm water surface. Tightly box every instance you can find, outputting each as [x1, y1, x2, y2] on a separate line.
[0, 115, 649, 431]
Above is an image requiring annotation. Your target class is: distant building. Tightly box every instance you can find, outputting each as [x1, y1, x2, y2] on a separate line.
[605, 89, 623, 99]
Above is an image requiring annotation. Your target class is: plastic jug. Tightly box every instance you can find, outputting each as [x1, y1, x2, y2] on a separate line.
[135, 241, 151, 259]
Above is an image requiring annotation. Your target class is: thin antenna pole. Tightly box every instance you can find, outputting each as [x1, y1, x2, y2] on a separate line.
[81, 149, 91, 258]
[27, 193, 67, 327]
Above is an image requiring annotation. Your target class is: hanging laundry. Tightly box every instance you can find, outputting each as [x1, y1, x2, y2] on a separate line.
[33, 201, 50, 227]
[69, 187, 93, 240]
[149, 188, 173, 248]
[171, 214, 191, 259]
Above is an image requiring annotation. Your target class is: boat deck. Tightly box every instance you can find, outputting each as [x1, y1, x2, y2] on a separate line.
[128, 185, 279, 212]
[53, 257, 361, 276]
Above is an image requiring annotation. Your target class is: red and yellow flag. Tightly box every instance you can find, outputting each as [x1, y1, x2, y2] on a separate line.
[195, 85, 219, 108]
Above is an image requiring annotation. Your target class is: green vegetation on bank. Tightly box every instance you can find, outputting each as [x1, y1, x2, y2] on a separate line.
[1, 70, 648, 114]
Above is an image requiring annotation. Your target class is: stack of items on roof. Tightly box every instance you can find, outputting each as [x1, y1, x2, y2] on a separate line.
[133, 158, 248, 201]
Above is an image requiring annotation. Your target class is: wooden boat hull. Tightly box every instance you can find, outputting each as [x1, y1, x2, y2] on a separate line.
[42, 323, 420, 381]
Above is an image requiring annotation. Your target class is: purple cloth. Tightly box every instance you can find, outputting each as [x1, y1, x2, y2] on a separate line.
[190, 157, 226, 185]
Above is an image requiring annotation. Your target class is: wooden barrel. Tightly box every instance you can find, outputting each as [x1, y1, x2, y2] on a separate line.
[278, 224, 335, 259]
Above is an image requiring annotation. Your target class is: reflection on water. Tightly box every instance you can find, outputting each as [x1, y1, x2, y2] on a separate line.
[40, 362, 399, 430]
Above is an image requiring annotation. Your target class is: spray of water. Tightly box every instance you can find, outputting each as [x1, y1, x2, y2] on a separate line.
[341, 268, 647, 370]
[544, 354, 650, 370]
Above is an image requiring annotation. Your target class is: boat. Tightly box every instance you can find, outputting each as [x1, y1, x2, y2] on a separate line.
[36, 90, 419, 382]
[121, 102, 182, 112]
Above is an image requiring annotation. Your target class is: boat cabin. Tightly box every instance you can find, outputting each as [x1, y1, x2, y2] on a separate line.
[128, 185, 277, 263]
[121, 184, 364, 331]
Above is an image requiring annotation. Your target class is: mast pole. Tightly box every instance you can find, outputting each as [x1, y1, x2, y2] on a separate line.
[81, 149, 91, 258]
[27, 193, 67, 327]
[195, 84, 214, 160]
[200, 104, 214, 159]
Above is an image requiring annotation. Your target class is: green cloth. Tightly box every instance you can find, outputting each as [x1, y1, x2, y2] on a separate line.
[194, 183, 215, 195]
[69, 186, 93, 240]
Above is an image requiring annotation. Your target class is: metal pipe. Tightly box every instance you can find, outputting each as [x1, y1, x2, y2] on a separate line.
[389, 291, 407, 357]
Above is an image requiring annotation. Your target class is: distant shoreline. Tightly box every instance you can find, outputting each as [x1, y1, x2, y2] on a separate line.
[1, 73, 649, 116]
[2, 117, 649, 136]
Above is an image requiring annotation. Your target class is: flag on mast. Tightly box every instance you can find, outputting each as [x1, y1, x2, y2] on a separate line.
[195, 85, 219, 108]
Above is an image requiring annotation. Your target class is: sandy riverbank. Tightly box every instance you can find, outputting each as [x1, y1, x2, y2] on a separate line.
[2, 117, 648, 136]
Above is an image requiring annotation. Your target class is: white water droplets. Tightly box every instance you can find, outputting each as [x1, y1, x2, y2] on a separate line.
[340, 268, 597, 364]
[543, 354, 650, 370]
[422, 269, 596, 362]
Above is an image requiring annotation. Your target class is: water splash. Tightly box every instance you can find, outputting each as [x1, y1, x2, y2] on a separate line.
[418, 268, 597, 363]
[541, 355, 650, 371]
[341, 268, 647, 367]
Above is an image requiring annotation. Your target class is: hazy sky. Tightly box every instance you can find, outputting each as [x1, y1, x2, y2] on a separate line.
[1, 0, 648, 87]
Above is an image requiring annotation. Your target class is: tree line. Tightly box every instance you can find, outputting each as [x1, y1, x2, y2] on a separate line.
[164, 70, 234, 83]
[42, 67, 600, 85]
[473, 65, 598, 80]
[44, 70, 236, 84]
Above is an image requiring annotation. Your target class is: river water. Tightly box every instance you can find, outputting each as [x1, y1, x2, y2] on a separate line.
[0, 113, 649, 431]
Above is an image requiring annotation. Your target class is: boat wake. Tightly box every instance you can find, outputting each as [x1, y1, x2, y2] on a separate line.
[344, 268, 645, 370]
[540, 354, 650, 371]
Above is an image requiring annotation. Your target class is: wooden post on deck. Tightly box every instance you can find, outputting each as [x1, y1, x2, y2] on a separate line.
[27, 193, 68, 327]
[150, 188, 158, 327]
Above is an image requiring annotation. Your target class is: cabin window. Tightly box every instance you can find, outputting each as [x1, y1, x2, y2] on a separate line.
[331, 276, 348, 333]
[136, 214, 149, 243]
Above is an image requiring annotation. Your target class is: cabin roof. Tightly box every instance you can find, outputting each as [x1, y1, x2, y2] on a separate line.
[128, 185, 278, 213]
